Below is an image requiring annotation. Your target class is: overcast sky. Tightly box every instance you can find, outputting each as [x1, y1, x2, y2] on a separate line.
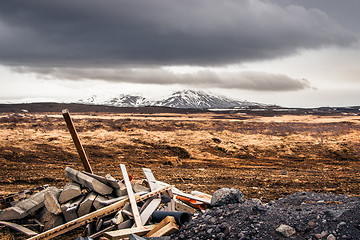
[0, 0, 359, 107]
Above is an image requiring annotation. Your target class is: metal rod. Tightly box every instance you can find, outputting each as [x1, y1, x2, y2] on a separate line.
[62, 109, 93, 173]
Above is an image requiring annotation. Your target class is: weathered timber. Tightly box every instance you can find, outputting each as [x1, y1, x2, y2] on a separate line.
[27, 185, 171, 240]
[104, 224, 157, 240]
[0, 220, 38, 236]
[65, 167, 113, 195]
[62, 109, 93, 173]
[120, 164, 142, 227]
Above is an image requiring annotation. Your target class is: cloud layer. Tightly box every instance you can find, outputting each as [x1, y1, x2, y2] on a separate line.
[0, 0, 357, 67]
[13, 67, 311, 91]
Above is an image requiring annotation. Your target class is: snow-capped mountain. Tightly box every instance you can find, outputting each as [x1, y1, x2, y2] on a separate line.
[104, 95, 149, 107]
[154, 90, 258, 108]
[79, 90, 261, 109]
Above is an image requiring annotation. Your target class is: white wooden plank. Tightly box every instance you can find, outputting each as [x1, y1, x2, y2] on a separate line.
[120, 164, 143, 227]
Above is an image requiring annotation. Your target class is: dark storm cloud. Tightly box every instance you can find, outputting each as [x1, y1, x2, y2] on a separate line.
[13, 66, 311, 91]
[0, 0, 357, 67]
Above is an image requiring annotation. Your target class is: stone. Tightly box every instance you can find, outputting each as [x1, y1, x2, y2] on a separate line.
[44, 191, 62, 215]
[132, 182, 150, 193]
[38, 207, 64, 231]
[0, 206, 27, 220]
[61, 195, 84, 222]
[78, 192, 97, 217]
[93, 195, 108, 210]
[58, 182, 82, 204]
[327, 234, 336, 240]
[276, 224, 296, 238]
[65, 167, 113, 195]
[315, 231, 328, 239]
[0, 186, 60, 220]
[210, 188, 245, 206]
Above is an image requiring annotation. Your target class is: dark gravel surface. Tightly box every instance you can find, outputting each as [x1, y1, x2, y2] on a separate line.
[172, 191, 360, 240]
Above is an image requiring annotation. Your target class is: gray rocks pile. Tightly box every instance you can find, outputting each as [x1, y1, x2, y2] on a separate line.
[173, 189, 360, 240]
[0, 167, 140, 231]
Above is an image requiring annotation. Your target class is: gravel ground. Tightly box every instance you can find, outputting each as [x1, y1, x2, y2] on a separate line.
[172, 191, 360, 240]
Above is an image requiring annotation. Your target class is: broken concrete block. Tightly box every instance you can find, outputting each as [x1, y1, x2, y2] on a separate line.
[66, 167, 113, 195]
[132, 182, 150, 193]
[38, 207, 64, 231]
[78, 192, 97, 217]
[105, 174, 122, 189]
[0, 206, 27, 220]
[58, 182, 82, 204]
[61, 195, 84, 222]
[45, 191, 62, 215]
[0, 186, 60, 220]
[93, 195, 108, 210]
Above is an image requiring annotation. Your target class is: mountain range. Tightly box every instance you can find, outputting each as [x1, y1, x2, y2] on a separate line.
[79, 90, 262, 109]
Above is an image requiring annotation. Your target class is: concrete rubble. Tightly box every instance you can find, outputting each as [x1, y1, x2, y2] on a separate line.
[0, 166, 209, 239]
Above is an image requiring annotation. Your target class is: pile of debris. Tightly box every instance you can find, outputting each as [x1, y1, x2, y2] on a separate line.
[0, 165, 211, 239]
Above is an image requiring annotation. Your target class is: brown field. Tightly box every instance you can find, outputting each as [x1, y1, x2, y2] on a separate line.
[1, 111, 359, 204]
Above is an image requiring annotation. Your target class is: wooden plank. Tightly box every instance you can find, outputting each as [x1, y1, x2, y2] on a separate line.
[62, 109, 93, 173]
[0, 220, 38, 236]
[155, 180, 211, 205]
[120, 164, 142, 228]
[142, 168, 160, 191]
[147, 221, 179, 237]
[27, 185, 171, 240]
[145, 216, 176, 237]
[104, 224, 157, 240]
[138, 198, 161, 226]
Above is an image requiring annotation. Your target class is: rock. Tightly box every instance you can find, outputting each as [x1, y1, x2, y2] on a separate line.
[65, 167, 113, 195]
[276, 224, 296, 237]
[315, 231, 328, 239]
[0, 186, 60, 220]
[44, 191, 62, 215]
[211, 188, 245, 206]
[327, 234, 336, 240]
[78, 192, 97, 217]
[58, 182, 82, 204]
[325, 210, 347, 220]
[38, 207, 64, 231]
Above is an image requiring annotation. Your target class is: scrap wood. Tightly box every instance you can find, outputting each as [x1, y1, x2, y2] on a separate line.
[104, 224, 157, 240]
[62, 109, 93, 174]
[120, 164, 143, 228]
[176, 195, 208, 210]
[145, 216, 179, 237]
[27, 185, 171, 240]
[155, 180, 212, 205]
[0, 220, 38, 237]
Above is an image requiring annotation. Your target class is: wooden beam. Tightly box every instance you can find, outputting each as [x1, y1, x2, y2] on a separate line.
[0, 220, 38, 237]
[27, 185, 171, 240]
[62, 109, 93, 173]
[104, 224, 157, 240]
[120, 164, 143, 228]
[145, 216, 179, 237]
[142, 168, 160, 191]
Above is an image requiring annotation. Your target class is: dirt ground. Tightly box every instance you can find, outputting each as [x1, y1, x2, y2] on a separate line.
[1, 111, 359, 204]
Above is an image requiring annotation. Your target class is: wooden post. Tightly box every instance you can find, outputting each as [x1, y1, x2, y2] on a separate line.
[62, 109, 93, 173]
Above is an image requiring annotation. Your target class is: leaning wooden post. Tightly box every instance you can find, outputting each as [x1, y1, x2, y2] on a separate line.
[62, 109, 93, 173]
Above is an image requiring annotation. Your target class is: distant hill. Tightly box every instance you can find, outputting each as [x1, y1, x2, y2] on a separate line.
[79, 90, 262, 109]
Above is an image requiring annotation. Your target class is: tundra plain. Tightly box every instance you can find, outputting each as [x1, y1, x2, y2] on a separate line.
[1, 111, 359, 205]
